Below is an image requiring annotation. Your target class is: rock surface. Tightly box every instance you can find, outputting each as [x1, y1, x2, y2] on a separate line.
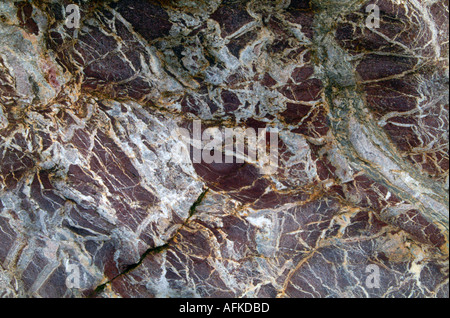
[0, 0, 448, 298]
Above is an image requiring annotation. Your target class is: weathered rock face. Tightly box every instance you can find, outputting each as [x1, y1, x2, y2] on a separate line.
[0, 0, 448, 298]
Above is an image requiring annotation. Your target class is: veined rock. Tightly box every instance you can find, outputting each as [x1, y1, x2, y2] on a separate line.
[0, 0, 448, 298]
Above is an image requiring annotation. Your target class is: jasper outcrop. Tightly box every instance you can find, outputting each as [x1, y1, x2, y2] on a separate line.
[0, 0, 448, 298]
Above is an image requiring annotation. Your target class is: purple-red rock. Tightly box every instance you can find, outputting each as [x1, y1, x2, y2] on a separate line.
[0, 0, 447, 298]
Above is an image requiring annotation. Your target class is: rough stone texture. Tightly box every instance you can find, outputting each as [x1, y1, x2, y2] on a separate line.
[0, 0, 448, 298]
